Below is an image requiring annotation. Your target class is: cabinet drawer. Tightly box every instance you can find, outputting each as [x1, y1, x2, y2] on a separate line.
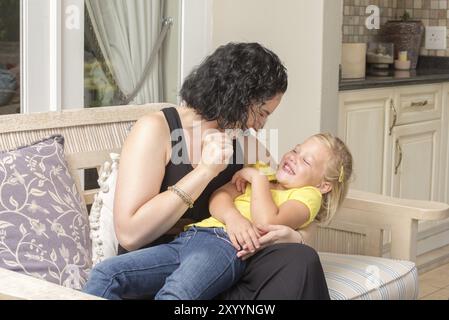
[394, 85, 442, 125]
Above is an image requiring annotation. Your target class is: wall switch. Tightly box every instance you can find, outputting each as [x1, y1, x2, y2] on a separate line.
[425, 26, 447, 50]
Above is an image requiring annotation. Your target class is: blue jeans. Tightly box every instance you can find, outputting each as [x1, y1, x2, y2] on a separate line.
[83, 227, 246, 300]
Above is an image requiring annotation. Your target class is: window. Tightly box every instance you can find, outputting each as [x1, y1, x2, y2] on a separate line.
[84, 7, 122, 108]
[84, 0, 180, 108]
[0, 0, 20, 115]
[0, 0, 181, 116]
[82, 0, 181, 189]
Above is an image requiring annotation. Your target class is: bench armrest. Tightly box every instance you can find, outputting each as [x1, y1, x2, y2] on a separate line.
[0, 267, 102, 300]
[345, 189, 449, 221]
[333, 189, 449, 261]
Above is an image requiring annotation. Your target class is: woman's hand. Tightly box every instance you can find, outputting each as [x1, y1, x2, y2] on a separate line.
[225, 214, 261, 253]
[236, 223, 317, 260]
[231, 167, 264, 192]
[198, 132, 234, 177]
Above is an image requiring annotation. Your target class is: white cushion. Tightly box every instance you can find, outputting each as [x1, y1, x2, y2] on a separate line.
[319, 252, 418, 300]
[89, 153, 120, 266]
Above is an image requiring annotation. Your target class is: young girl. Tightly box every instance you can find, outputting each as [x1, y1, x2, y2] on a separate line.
[84, 133, 352, 300]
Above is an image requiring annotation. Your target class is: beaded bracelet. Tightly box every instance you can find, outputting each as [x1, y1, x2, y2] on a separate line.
[168, 185, 194, 209]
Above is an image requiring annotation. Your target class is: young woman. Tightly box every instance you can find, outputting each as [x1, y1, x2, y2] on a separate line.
[84, 134, 352, 300]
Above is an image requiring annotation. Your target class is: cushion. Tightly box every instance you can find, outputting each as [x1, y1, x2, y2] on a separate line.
[319, 252, 418, 300]
[89, 153, 119, 266]
[0, 135, 92, 290]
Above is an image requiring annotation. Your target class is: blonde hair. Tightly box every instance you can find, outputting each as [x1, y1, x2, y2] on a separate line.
[312, 133, 353, 226]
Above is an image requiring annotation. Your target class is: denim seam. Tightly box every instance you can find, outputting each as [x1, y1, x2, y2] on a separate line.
[191, 254, 244, 300]
[99, 254, 182, 298]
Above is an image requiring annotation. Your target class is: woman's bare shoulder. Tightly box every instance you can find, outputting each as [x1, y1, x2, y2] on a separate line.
[133, 110, 169, 133]
[123, 110, 171, 164]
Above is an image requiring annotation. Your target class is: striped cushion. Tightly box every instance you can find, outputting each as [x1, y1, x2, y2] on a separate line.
[319, 252, 418, 300]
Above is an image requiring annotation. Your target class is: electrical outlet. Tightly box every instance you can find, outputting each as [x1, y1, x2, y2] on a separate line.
[425, 26, 447, 50]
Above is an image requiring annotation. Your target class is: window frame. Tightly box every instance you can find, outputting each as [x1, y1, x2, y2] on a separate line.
[20, 0, 210, 113]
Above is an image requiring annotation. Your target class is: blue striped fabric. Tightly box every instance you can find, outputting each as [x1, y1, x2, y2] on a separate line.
[319, 252, 418, 300]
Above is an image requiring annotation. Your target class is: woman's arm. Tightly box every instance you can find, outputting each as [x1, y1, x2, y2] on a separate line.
[209, 183, 260, 251]
[114, 114, 232, 251]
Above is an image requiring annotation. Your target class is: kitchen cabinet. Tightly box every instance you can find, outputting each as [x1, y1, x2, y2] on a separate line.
[339, 84, 444, 202]
[388, 120, 441, 201]
[338, 88, 392, 195]
[339, 83, 449, 258]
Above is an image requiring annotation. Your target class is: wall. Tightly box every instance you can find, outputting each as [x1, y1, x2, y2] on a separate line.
[211, 0, 342, 160]
[322, 0, 344, 135]
[343, 0, 449, 56]
[180, 0, 213, 84]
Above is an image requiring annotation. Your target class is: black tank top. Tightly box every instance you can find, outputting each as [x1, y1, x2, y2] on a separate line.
[118, 107, 243, 254]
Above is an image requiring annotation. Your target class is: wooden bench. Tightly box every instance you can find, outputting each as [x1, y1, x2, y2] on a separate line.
[1, 103, 448, 299]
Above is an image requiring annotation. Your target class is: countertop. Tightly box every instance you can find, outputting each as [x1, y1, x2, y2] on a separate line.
[339, 68, 449, 91]
[339, 56, 449, 91]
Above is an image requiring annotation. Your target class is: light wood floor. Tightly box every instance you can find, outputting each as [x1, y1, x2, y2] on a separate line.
[419, 262, 449, 300]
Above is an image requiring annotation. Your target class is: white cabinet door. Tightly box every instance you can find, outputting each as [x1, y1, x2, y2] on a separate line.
[389, 120, 441, 201]
[338, 89, 393, 194]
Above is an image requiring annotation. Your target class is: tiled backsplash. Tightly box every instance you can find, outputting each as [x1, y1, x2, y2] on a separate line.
[343, 0, 449, 56]
[343, 0, 398, 44]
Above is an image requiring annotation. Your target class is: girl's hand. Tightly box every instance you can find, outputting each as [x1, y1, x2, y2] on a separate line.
[225, 214, 261, 253]
[231, 167, 262, 192]
[236, 224, 316, 260]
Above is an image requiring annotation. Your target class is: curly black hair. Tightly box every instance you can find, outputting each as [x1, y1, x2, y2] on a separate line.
[180, 42, 288, 130]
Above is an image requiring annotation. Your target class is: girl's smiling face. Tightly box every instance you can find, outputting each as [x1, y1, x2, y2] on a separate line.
[276, 137, 332, 193]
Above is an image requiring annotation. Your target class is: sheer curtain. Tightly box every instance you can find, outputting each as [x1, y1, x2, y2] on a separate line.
[85, 0, 166, 104]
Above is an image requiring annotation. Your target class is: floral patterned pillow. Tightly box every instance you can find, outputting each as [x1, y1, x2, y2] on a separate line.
[0, 135, 92, 290]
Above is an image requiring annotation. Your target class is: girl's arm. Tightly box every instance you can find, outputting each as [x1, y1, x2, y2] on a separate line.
[209, 183, 260, 251]
[251, 176, 311, 229]
[233, 168, 311, 230]
[209, 182, 241, 224]
[114, 114, 231, 251]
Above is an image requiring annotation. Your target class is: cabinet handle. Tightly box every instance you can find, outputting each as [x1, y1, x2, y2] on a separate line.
[389, 99, 397, 136]
[395, 139, 403, 175]
[410, 100, 428, 107]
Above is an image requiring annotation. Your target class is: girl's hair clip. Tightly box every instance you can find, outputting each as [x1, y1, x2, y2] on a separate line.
[338, 165, 345, 183]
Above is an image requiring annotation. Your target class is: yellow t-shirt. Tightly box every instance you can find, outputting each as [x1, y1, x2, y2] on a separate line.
[193, 184, 322, 230]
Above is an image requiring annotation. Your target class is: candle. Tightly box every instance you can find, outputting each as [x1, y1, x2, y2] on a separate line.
[399, 51, 408, 62]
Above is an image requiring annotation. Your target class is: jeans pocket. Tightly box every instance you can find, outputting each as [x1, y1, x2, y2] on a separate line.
[178, 226, 196, 239]
[213, 228, 234, 247]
